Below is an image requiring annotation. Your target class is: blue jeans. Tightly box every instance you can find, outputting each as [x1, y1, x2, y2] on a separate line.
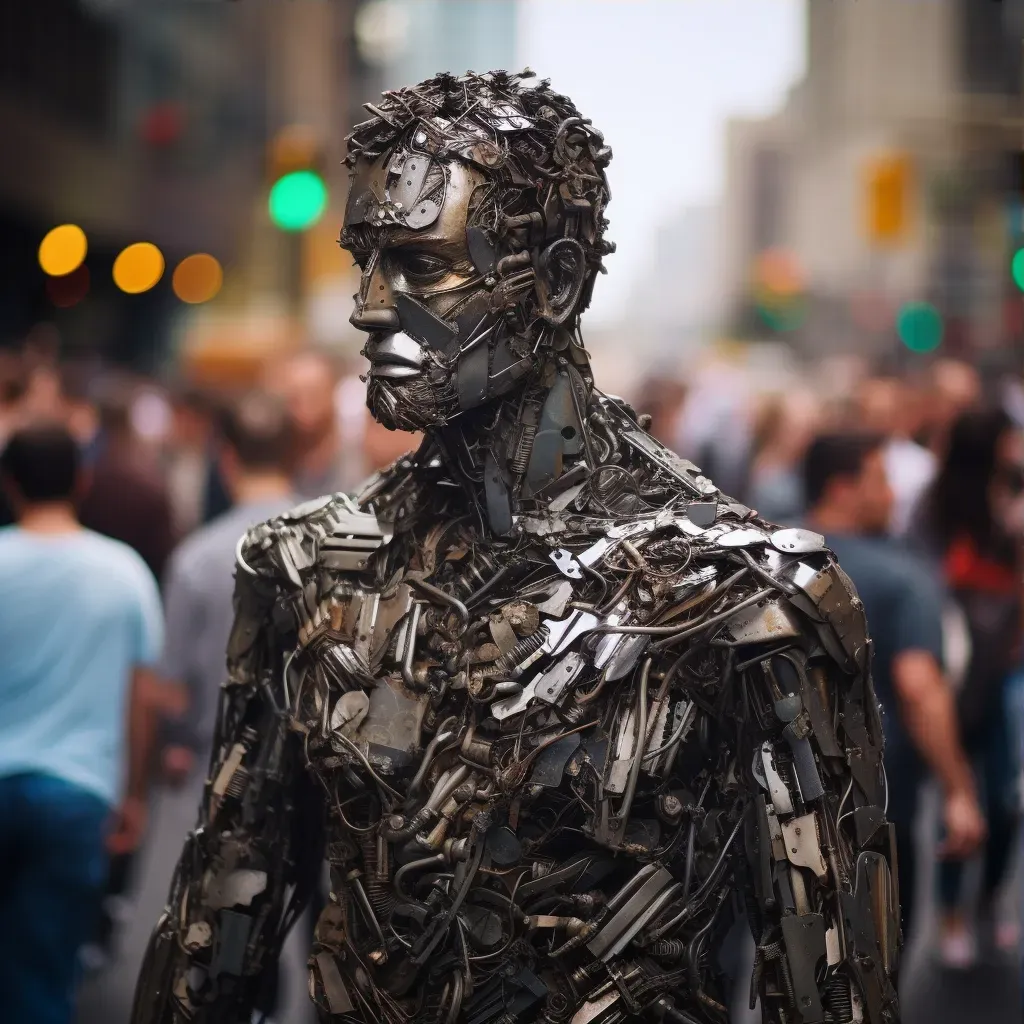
[0, 772, 109, 1024]
[937, 685, 1021, 912]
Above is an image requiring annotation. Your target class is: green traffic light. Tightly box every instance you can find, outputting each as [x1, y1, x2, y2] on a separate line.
[897, 301, 943, 353]
[1013, 247, 1024, 293]
[269, 170, 327, 232]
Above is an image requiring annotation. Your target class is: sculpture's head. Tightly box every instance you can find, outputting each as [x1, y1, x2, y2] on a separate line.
[342, 70, 613, 432]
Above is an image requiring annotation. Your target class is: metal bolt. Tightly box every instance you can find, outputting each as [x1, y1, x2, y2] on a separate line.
[659, 794, 684, 820]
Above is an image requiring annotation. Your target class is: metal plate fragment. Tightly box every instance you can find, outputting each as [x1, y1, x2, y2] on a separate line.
[771, 528, 826, 554]
[550, 548, 583, 579]
[728, 597, 801, 644]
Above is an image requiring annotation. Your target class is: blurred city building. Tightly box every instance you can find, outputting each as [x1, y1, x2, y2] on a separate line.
[0, 0, 524, 385]
[623, 204, 724, 357]
[719, 0, 1024, 368]
[0, 0, 270, 368]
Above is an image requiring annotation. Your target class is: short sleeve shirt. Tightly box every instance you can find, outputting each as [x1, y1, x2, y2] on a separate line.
[0, 527, 163, 805]
[825, 533, 945, 748]
[158, 497, 298, 758]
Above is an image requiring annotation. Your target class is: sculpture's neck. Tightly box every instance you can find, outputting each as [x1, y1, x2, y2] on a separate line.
[430, 354, 595, 535]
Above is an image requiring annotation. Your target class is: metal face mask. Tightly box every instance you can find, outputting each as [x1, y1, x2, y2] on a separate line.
[343, 148, 494, 433]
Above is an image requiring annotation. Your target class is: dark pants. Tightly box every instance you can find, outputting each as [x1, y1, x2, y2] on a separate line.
[938, 697, 1020, 911]
[885, 738, 924, 942]
[0, 772, 109, 1024]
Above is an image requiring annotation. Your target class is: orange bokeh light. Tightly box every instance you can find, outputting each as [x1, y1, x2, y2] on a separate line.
[113, 242, 165, 294]
[172, 253, 224, 304]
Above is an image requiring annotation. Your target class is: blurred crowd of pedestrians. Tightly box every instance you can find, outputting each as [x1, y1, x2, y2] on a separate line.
[0, 339, 1023, 1022]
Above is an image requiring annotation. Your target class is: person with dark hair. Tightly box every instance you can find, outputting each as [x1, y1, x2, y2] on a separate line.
[915, 407, 1024, 967]
[804, 431, 983, 944]
[78, 382, 177, 581]
[0, 424, 164, 1024]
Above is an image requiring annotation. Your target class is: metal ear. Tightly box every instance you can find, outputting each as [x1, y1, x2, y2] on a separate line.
[538, 238, 586, 324]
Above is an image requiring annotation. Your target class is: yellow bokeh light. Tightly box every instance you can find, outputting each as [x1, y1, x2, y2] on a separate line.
[39, 224, 87, 277]
[172, 253, 223, 304]
[113, 242, 165, 294]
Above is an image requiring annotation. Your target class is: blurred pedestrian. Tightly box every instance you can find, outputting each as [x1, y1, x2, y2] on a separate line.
[163, 384, 218, 537]
[637, 374, 688, 449]
[924, 359, 982, 458]
[57, 360, 101, 457]
[0, 355, 27, 528]
[0, 424, 164, 1024]
[0, 353, 27, 449]
[159, 391, 298, 777]
[856, 376, 937, 536]
[914, 407, 1024, 967]
[803, 432, 984, 944]
[745, 390, 818, 524]
[267, 349, 352, 498]
[79, 382, 177, 581]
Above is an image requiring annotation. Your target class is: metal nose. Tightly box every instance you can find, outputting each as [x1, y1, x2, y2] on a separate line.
[350, 306, 400, 331]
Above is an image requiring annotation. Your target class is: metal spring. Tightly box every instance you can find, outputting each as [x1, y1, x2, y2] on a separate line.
[510, 422, 537, 475]
[225, 767, 249, 801]
[367, 878, 394, 924]
[647, 938, 686, 960]
[495, 628, 548, 676]
[362, 835, 394, 923]
[823, 975, 853, 1023]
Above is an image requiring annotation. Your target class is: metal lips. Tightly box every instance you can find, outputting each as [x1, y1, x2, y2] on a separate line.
[365, 332, 425, 379]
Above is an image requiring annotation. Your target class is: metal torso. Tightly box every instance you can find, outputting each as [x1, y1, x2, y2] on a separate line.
[185, 396, 898, 1024]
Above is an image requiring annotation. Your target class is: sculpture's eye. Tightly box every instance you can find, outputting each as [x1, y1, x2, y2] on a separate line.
[394, 250, 449, 285]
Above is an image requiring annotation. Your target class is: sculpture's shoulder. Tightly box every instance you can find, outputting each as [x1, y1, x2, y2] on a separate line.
[525, 488, 868, 676]
[689, 511, 869, 669]
[238, 491, 396, 591]
[236, 453, 428, 592]
[587, 394, 869, 664]
[228, 458, 430, 695]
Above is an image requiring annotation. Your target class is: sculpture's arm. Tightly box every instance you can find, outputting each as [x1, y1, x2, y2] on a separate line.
[131, 557, 323, 1024]
[735, 555, 900, 1024]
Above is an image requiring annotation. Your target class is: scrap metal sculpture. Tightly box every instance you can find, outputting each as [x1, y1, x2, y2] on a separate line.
[133, 71, 899, 1024]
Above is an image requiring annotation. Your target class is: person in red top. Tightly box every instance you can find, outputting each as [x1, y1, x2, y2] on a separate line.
[917, 406, 1024, 967]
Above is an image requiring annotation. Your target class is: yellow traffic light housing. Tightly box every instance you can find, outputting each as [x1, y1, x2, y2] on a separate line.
[864, 154, 912, 246]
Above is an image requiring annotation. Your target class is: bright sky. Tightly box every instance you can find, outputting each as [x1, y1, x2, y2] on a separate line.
[517, 0, 806, 324]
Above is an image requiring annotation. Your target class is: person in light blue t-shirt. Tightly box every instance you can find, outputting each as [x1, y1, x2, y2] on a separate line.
[0, 423, 164, 1024]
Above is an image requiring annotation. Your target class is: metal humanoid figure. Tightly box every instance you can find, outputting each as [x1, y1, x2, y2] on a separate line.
[133, 71, 900, 1024]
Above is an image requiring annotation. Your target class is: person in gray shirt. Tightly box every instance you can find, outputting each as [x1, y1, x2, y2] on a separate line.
[90, 393, 306, 1023]
[159, 391, 298, 780]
